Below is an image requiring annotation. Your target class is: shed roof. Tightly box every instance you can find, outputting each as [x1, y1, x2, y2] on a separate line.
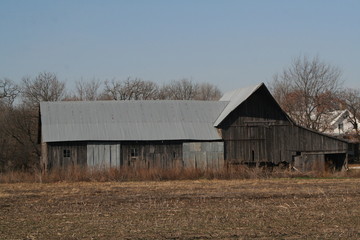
[40, 100, 229, 142]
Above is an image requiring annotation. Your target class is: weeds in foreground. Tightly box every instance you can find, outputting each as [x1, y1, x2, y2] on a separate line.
[1, 165, 360, 183]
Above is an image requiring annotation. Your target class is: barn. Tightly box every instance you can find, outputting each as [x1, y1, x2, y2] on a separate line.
[39, 83, 355, 172]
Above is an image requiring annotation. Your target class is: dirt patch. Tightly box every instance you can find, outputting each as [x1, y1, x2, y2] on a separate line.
[1, 179, 360, 239]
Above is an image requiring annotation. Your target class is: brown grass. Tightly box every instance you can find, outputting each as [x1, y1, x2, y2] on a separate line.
[1, 165, 360, 184]
[1, 179, 360, 239]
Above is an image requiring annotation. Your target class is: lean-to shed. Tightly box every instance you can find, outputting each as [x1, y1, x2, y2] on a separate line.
[39, 83, 355, 171]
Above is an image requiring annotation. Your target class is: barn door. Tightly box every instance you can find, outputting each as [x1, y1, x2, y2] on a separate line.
[87, 142, 121, 168]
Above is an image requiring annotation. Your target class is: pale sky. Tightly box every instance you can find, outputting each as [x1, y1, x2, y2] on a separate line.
[1, 0, 359, 92]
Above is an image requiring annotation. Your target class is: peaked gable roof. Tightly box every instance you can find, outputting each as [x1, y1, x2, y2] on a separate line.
[214, 83, 262, 126]
[40, 100, 228, 142]
[214, 83, 294, 127]
[329, 110, 350, 126]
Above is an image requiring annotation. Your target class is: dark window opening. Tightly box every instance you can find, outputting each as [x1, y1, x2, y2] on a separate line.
[130, 148, 139, 158]
[251, 150, 255, 162]
[63, 149, 70, 158]
[172, 152, 176, 158]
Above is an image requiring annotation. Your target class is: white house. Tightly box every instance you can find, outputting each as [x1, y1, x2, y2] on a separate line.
[323, 110, 359, 135]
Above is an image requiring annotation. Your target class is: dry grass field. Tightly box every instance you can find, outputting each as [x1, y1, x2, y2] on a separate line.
[1, 178, 360, 239]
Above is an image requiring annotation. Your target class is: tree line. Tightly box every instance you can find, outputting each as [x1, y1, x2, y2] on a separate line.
[0, 76, 222, 171]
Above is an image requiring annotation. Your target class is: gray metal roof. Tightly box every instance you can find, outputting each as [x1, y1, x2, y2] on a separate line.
[41, 100, 229, 142]
[214, 83, 263, 126]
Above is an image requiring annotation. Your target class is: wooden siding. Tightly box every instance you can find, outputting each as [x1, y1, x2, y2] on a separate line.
[294, 154, 325, 172]
[220, 85, 350, 165]
[121, 142, 183, 169]
[47, 142, 87, 169]
[87, 142, 121, 168]
[183, 142, 224, 170]
[294, 153, 346, 172]
[46, 141, 226, 170]
[223, 122, 349, 165]
[220, 84, 291, 164]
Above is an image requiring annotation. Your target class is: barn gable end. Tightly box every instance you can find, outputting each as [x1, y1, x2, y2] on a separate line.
[216, 83, 352, 170]
[216, 83, 292, 129]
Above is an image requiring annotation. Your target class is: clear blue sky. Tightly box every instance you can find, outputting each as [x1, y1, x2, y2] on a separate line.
[1, 0, 359, 92]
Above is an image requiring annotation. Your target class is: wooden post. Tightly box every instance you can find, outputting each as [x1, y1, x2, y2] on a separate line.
[41, 142, 48, 174]
[343, 153, 349, 171]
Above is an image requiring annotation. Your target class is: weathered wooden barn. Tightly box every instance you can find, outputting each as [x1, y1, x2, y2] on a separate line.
[40, 100, 227, 170]
[39, 83, 355, 171]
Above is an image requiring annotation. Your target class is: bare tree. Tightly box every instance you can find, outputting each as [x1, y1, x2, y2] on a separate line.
[270, 56, 343, 131]
[0, 79, 21, 170]
[339, 88, 360, 135]
[160, 79, 199, 100]
[103, 79, 123, 100]
[75, 78, 102, 101]
[0, 105, 40, 170]
[130, 80, 159, 100]
[0, 78, 19, 106]
[21, 72, 66, 108]
[103, 77, 159, 100]
[123, 78, 159, 100]
[195, 83, 222, 100]
[9, 72, 66, 170]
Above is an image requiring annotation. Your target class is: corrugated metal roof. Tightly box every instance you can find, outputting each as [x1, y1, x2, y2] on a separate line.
[41, 100, 229, 142]
[214, 83, 263, 126]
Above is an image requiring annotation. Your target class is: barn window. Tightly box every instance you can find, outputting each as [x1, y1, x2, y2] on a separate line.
[63, 149, 70, 158]
[130, 148, 139, 158]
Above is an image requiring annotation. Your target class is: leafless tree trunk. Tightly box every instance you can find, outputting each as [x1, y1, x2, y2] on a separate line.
[270, 55, 343, 131]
